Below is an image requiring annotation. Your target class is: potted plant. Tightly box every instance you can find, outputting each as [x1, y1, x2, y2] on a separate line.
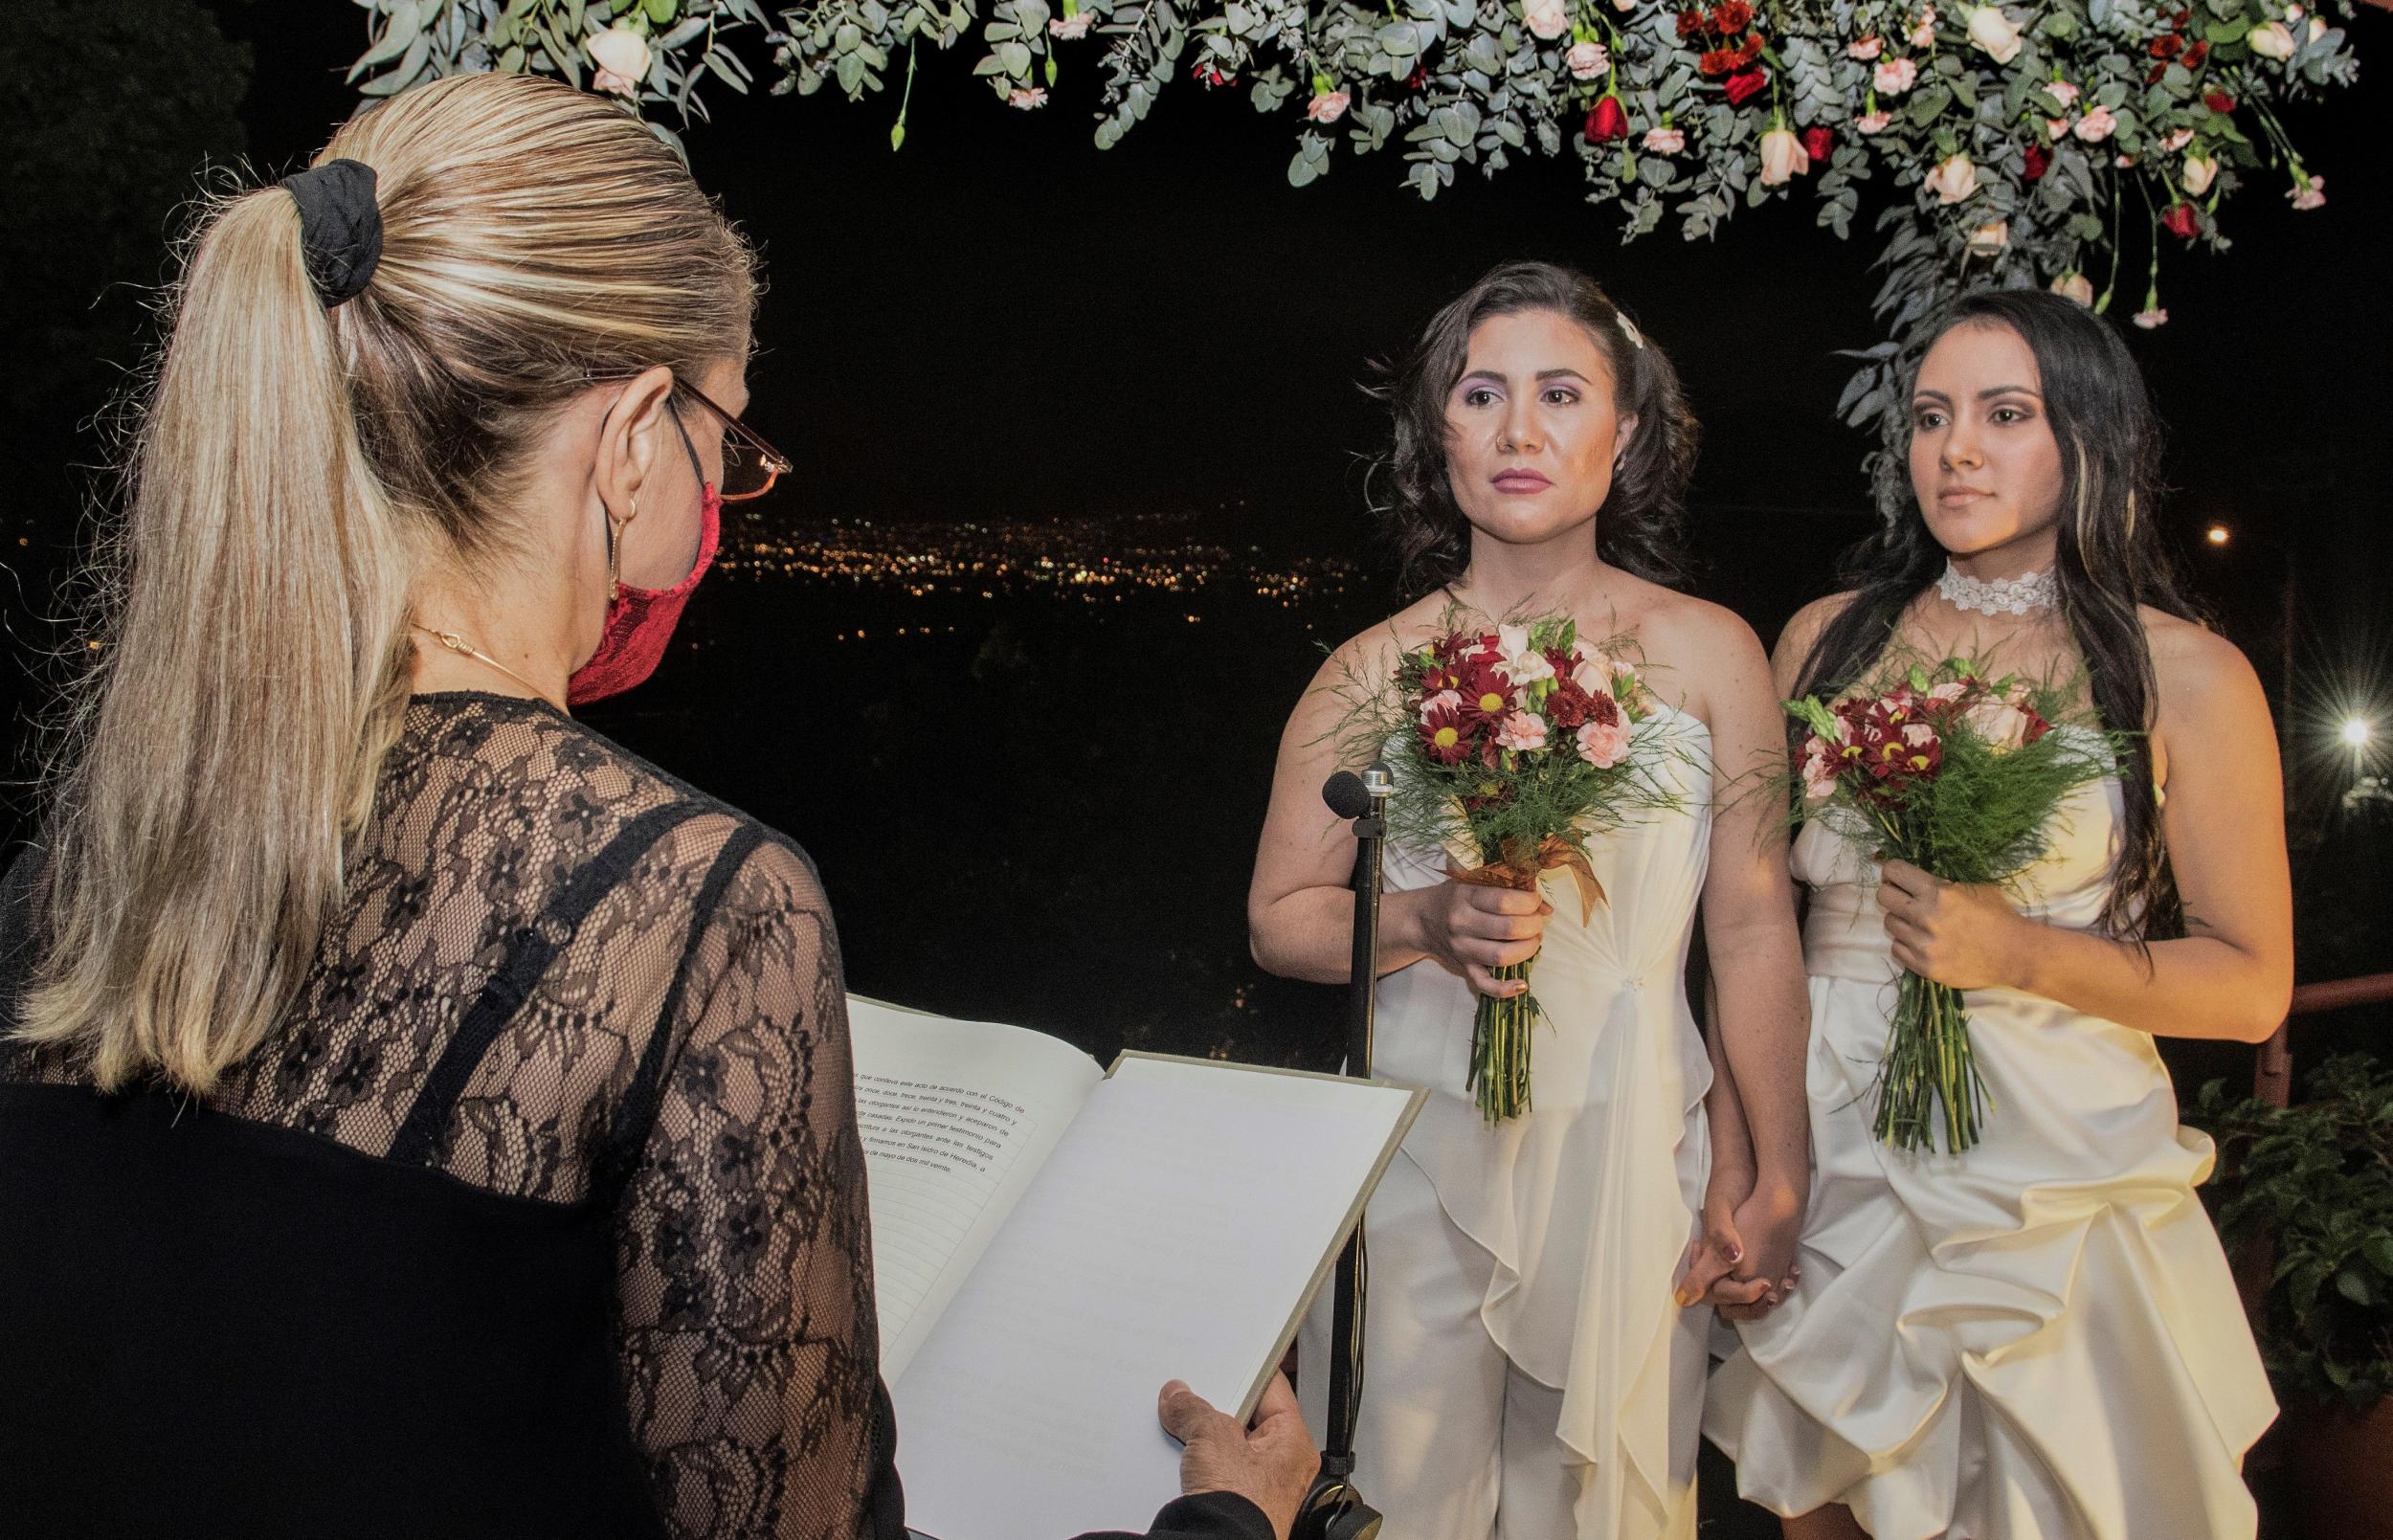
[2197, 1053, 2393, 1539]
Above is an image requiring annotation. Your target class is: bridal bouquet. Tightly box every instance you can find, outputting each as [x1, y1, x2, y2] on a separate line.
[1786, 658, 2120, 1154]
[1341, 614, 1685, 1123]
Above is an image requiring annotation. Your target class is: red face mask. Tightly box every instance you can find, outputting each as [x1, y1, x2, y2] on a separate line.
[567, 480, 721, 706]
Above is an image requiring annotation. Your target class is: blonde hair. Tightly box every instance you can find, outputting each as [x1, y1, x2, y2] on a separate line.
[20, 74, 756, 1091]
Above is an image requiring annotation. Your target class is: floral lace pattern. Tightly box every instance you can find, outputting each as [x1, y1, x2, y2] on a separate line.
[2, 692, 881, 1539]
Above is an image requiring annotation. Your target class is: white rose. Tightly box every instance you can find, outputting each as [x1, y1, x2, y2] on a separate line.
[1962, 697, 2035, 752]
[2247, 20, 2296, 58]
[1758, 125, 1810, 186]
[2181, 154, 2219, 195]
[1523, 0, 1572, 39]
[587, 24, 653, 96]
[1964, 5, 2023, 63]
[1924, 151, 1980, 204]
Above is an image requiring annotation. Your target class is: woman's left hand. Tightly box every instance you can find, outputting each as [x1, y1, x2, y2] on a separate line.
[1876, 859, 2031, 991]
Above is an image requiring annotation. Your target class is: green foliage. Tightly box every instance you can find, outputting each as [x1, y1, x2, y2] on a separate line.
[2195, 1054, 2393, 1410]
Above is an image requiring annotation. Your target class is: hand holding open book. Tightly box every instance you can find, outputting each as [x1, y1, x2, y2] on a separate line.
[847, 999, 1423, 1540]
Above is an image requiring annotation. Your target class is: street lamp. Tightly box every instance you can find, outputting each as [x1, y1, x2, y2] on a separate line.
[2206, 523, 2231, 547]
[2343, 718, 2374, 751]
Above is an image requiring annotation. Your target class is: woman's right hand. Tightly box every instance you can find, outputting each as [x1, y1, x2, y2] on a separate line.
[1403, 881, 1553, 998]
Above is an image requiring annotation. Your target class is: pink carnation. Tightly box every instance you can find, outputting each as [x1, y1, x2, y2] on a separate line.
[1497, 711, 1551, 752]
[2073, 105, 2118, 143]
[1577, 716, 1632, 769]
[1874, 56, 1919, 94]
[1847, 33, 1884, 58]
[1642, 125, 1687, 153]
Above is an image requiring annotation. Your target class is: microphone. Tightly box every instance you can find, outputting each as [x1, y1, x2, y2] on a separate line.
[1322, 770, 1372, 821]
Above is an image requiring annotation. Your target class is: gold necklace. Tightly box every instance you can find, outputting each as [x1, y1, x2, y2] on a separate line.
[411, 624, 562, 707]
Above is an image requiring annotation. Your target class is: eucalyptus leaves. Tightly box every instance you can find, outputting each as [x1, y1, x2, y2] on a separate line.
[347, 0, 2364, 440]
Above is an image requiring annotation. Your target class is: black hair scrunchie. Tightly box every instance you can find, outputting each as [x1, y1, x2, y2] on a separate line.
[280, 159, 383, 308]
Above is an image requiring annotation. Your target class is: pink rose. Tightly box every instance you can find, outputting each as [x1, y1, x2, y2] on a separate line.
[1566, 40, 1612, 78]
[1497, 711, 1551, 752]
[1642, 125, 1687, 153]
[1048, 11, 1093, 37]
[2073, 105, 2118, 143]
[1758, 125, 1811, 186]
[1577, 716, 1632, 769]
[2289, 172, 2326, 210]
[1856, 109, 1893, 134]
[1009, 86, 1050, 109]
[1963, 697, 2035, 751]
[1848, 33, 1884, 58]
[1306, 89, 1351, 123]
[1874, 56, 1919, 94]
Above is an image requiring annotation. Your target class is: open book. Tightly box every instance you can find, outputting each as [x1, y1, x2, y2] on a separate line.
[848, 996, 1423, 1540]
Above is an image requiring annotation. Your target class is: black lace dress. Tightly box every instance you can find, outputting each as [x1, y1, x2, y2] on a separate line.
[0, 693, 1270, 1540]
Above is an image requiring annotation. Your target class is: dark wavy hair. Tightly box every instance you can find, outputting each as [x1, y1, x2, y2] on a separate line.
[1369, 260, 1699, 598]
[1796, 287, 2199, 941]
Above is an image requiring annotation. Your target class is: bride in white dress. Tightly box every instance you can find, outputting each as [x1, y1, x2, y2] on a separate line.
[1247, 261, 1811, 1539]
[1704, 289, 2291, 1539]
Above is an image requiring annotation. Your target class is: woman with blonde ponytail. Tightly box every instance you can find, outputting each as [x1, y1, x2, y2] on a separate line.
[0, 73, 1308, 1540]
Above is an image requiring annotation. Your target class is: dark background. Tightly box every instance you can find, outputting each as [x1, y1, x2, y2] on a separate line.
[2, 4, 2386, 1528]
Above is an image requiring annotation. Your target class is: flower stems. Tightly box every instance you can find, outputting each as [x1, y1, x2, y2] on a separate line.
[1468, 962, 1542, 1123]
[1873, 971, 1991, 1153]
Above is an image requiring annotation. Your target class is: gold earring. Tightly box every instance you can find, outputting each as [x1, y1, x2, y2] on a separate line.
[607, 492, 637, 602]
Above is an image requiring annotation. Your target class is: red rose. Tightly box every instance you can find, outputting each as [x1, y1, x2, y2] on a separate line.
[2203, 88, 2235, 113]
[1724, 67, 1771, 104]
[2160, 201, 2199, 238]
[1584, 95, 1630, 143]
[2024, 143, 2051, 180]
[1802, 125, 1834, 161]
[2184, 40, 2208, 67]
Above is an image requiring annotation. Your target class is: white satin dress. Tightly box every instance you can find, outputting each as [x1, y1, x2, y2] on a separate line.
[1705, 770, 2277, 1539]
[1301, 709, 1714, 1539]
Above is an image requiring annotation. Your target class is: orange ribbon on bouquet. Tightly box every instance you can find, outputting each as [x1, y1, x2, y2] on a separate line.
[1445, 836, 1606, 924]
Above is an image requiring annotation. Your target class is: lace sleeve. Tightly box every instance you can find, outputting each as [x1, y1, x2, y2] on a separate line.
[612, 835, 883, 1540]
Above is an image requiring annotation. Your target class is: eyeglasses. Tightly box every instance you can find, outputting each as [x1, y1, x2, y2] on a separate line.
[671, 380, 794, 502]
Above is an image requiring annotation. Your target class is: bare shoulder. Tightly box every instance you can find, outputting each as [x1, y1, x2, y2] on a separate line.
[1775, 589, 1861, 664]
[1637, 586, 1769, 666]
[2140, 606, 2265, 719]
[1320, 595, 1447, 686]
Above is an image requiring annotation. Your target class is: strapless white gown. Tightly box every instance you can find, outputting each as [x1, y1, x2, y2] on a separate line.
[1358, 707, 1716, 1537]
[1704, 770, 2277, 1538]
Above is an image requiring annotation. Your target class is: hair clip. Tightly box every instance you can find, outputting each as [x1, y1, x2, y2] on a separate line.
[1617, 314, 1646, 350]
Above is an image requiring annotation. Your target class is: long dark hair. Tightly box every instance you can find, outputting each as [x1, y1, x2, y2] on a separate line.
[1370, 260, 1699, 598]
[1797, 287, 2198, 940]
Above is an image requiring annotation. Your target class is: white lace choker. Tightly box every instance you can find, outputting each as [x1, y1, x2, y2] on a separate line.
[1935, 563, 2057, 616]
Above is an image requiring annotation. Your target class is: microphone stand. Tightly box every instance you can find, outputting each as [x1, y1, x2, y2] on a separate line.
[1294, 766, 1392, 1540]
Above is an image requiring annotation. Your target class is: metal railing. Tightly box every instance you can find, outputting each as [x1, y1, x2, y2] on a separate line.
[2253, 971, 2393, 1107]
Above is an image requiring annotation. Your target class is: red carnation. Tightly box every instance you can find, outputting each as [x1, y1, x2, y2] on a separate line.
[1734, 33, 1765, 64]
[2184, 40, 2209, 67]
[1698, 46, 1734, 76]
[2203, 88, 2235, 113]
[2173, 7, 2192, 24]
[2146, 63, 2168, 84]
[1802, 125, 1834, 161]
[2150, 33, 2182, 58]
[1677, 10, 1705, 35]
[1584, 96, 1630, 143]
[2024, 143, 2051, 181]
[1724, 67, 1771, 104]
[2160, 201, 2199, 238]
